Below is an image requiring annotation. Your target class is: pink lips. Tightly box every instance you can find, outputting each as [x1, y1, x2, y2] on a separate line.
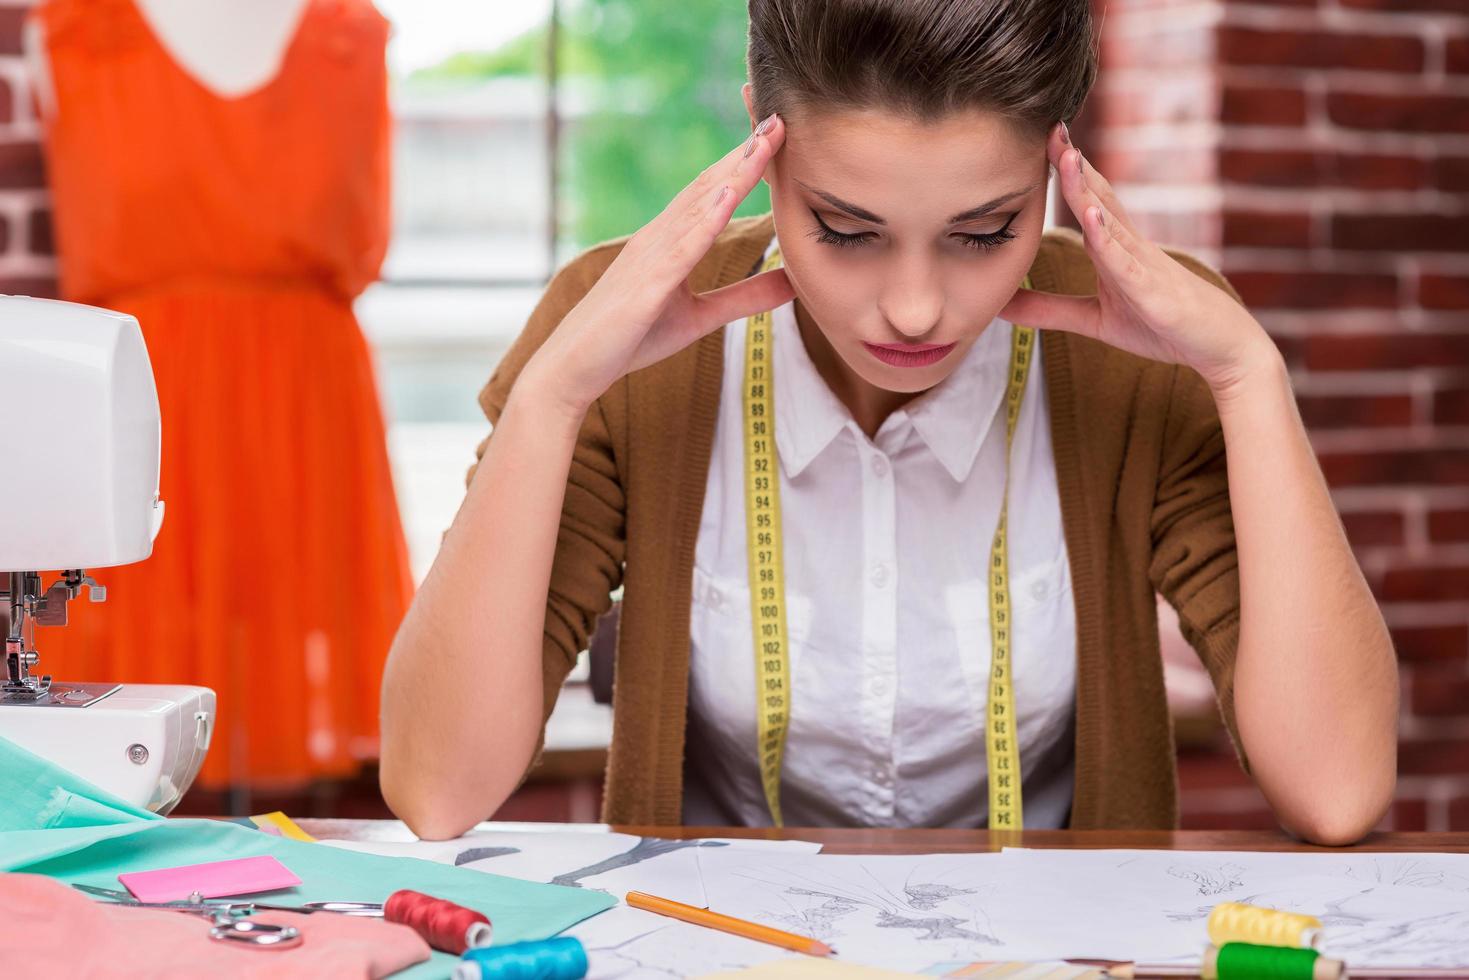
[862, 341, 958, 368]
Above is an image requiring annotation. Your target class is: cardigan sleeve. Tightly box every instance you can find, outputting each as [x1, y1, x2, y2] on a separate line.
[466, 242, 629, 787]
[1147, 251, 1254, 777]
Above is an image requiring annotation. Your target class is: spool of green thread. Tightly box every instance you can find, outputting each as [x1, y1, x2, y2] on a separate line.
[1204, 942, 1347, 980]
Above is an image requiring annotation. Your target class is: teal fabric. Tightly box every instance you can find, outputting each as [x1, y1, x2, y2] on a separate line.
[0, 737, 614, 978]
[0, 732, 160, 830]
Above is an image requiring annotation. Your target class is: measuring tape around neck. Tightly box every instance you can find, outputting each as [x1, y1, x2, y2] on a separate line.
[740, 247, 1038, 829]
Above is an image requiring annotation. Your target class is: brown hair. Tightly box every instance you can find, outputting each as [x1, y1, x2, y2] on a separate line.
[746, 0, 1097, 142]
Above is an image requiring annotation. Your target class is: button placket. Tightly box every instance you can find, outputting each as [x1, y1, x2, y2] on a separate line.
[856, 441, 900, 816]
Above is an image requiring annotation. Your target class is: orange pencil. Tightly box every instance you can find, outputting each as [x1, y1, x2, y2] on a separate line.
[624, 890, 834, 956]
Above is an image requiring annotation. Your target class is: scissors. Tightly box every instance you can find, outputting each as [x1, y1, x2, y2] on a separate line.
[74, 883, 384, 915]
[71, 884, 305, 949]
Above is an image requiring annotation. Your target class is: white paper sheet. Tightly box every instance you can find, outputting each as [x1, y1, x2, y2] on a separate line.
[1001, 848, 1469, 966]
[325, 828, 822, 908]
[691, 847, 1469, 970]
[568, 904, 793, 978]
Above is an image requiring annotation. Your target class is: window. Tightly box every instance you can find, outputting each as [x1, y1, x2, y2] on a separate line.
[362, 0, 769, 582]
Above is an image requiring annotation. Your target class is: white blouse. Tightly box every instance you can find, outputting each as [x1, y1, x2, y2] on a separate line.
[682, 243, 1079, 829]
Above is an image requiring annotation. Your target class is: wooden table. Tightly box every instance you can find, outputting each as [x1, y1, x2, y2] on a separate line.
[630, 827, 1469, 853]
[297, 819, 1469, 854]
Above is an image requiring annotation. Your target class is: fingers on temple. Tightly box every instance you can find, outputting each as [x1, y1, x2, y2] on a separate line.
[652, 115, 786, 270]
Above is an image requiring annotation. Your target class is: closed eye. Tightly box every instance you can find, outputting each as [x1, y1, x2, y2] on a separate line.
[807, 208, 1020, 252]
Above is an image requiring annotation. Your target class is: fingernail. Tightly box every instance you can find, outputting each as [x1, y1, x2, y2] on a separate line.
[1059, 120, 1071, 146]
[742, 134, 759, 159]
[1076, 149, 1085, 176]
[757, 113, 778, 136]
[714, 185, 730, 205]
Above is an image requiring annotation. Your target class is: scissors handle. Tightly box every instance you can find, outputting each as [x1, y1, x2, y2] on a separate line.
[210, 917, 303, 948]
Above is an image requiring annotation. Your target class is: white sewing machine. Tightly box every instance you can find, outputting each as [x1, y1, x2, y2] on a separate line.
[0, 296, 214, 814]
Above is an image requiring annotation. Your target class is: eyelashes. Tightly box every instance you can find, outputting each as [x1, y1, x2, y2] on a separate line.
[806, 208, 1020, 252]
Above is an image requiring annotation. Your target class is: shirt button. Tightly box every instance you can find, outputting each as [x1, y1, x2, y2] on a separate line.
[871, 455, 889, 477]
[1031, 580, 1048, 601]
[709, 586, 724, 608]
[871, 563, 888, 588]
[869, 677, 888, 697]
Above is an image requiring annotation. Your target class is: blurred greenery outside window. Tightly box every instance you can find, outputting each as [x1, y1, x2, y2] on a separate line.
[410, 0, 769, 251]
[369, 1, 763, 586]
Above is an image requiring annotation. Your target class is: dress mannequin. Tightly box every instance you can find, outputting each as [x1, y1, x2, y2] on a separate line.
[25, 0, 311, 116]
[20, 0, 413, 791]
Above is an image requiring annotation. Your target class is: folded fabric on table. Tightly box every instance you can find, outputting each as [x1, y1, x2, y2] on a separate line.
[0, 872, 430, 979]
[0, 736, 616, 979]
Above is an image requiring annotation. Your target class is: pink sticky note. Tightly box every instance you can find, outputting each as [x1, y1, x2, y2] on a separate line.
[118, 855, 301, 902]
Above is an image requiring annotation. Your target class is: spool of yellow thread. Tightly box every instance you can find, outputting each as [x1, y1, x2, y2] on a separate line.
[1208, 902, 1323, 950]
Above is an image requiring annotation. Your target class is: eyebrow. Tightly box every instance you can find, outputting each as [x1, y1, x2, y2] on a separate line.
[795, 178, 1042, 225]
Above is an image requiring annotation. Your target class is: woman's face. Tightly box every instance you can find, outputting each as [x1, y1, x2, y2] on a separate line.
[753, 93, 1053, 395]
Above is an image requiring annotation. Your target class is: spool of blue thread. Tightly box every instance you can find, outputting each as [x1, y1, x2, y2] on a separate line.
[452, 936, 589, 980]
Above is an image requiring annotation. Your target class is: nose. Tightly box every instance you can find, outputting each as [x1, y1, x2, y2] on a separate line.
[876, 251, 943, 340]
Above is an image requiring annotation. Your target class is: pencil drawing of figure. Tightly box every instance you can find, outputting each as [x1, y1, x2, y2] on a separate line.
[875, 910, 1000, 944]
[454, 846, 521, 866]
[550, 838, 729, 889]
[905, 882, 980, 910]
[1166, 862, 1245, 896]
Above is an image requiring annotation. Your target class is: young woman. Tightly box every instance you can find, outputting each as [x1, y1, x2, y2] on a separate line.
[380, 0, 1398, 844]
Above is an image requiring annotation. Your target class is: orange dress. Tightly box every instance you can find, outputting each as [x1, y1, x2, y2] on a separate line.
[29, 0, 413, 790]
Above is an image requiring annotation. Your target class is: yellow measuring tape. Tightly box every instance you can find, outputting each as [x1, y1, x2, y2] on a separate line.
[741, 247, 1037, 829]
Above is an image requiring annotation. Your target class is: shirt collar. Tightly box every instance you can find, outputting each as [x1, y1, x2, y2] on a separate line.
[903, 316, 1015, 483]
[771, 299, 854, 479]
[751, 239, 1019, 483]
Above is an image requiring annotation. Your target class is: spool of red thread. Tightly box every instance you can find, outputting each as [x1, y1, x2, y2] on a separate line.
[383, 889, 493, 954]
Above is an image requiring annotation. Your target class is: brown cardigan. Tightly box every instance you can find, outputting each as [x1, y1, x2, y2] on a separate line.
[471, 212, 1252, 829]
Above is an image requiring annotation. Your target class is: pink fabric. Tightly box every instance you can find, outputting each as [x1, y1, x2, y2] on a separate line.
[0, 873, 430, 978]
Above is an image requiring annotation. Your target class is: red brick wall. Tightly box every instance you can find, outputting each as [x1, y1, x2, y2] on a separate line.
[1088, 0, 1469, 832]
[0, 1, 55, 298]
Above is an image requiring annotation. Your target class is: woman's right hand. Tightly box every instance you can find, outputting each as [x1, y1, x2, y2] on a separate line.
[522, 113, 794, 420]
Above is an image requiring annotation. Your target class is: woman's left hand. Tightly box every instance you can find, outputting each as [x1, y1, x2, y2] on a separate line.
[998, 121, 1279, 396]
